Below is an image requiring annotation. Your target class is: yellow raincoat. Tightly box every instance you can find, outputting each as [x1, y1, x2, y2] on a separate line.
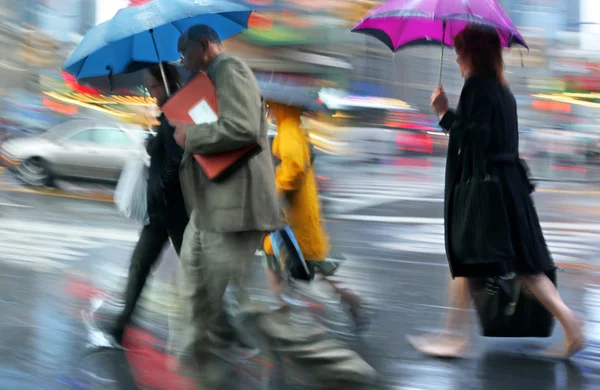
[263, 103, 329, 261]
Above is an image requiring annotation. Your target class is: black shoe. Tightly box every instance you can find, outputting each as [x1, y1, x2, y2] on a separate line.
[105, 327, 125, 349]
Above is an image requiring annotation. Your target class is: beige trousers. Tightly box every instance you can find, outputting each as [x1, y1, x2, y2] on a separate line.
[178, 217, 376, 389]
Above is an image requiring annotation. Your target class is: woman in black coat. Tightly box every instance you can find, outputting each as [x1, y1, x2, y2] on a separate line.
[106, 64, 189, 347]
[407, 24, 584, 358]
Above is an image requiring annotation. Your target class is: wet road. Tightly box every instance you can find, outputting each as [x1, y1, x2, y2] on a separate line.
[1, 168, 600, 389]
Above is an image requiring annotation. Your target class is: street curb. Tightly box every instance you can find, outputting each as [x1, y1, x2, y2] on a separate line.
[0, 184, 114, 203]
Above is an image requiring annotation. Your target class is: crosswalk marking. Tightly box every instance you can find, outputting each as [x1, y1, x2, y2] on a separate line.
[0, 218, 137, 272]
[373, 224, 599, 264]
[0, 218, 138, 242]
[321, 179, 444, 213]
[331, 215, 600, 232]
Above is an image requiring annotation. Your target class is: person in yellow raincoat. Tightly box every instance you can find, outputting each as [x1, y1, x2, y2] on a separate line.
[263, 102, 369, 330]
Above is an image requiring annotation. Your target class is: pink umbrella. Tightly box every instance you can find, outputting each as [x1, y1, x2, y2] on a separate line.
[352, 0, 527, 85]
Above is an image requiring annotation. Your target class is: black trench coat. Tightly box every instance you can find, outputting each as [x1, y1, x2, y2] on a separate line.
[440, 75, 554, 278]
[146, 114, 188, 225]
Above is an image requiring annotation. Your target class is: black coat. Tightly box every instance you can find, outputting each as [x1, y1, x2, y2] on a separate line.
[440, 75, 553, 278]
[146, 114, 188, 224]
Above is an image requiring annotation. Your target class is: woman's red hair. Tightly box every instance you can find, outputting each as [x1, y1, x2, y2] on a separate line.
[454, 24, 507, 86]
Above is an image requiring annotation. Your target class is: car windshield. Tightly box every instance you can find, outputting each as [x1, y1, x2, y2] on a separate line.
[41, 121, 92, 140]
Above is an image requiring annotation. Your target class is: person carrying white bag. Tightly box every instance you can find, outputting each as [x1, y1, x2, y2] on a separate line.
[115, 151, 151, 225]
[98, 64, 190, 348]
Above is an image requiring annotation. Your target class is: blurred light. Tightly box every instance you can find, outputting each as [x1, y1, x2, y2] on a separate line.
[62, 72, 100, 96]
[319, 93, 413, 111]
[42, 92, 135, 118]
[42, 98, 78, 116]
[245, 0, 274, 4]
[551, 165, 588, 173]
[396, 132, 433, 154]
[248, 13, 274, 30]
[563, 92, 600, 99]
[308, 133, 345, 146]
[1, 155, 21, 166]
[42, 91, 155, 107]
[0, 62, 26, 72]
[331, 112, 354, 119]
[532, 100, 572, 113]
[533, 93, 600, 109]
[128, 0, 152, 6]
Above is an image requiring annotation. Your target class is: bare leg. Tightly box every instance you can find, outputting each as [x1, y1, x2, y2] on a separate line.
[520, 273, 584, 357]
[406, 276, 470, 358]
[444, 276, 471, 332]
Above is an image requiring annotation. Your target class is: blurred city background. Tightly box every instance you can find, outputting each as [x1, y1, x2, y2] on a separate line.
[2, 1, 600, 389]
[2, 0, 600, 186]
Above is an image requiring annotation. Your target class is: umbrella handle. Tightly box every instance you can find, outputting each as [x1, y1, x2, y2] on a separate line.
[438, 20, 446, 87]
[149, 29, 172, 97]
[106, 67, 114, 93]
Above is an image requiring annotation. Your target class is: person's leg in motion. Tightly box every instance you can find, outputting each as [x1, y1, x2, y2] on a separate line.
[164, 216, 188, 370]
[179, 229, 263, 388]
[166, 210, 188, 256]
[264, 254, 285, 303]
[257, 259, 376, 388]
[322, 277, 370, 329]
[406, 275, 471, 358]
[520, 273, 584, 357]
[112, 223, 169, 343]
[257, 305, 377, 389]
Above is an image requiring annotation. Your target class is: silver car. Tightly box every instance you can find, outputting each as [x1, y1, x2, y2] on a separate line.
[0, 120, 148, 186]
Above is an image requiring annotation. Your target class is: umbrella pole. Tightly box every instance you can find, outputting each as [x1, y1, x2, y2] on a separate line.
[149, 28, 172, 97]
[438, 20, 446, 86]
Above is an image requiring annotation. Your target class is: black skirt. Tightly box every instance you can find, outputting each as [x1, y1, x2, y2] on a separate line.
[498, 163, 554, 275]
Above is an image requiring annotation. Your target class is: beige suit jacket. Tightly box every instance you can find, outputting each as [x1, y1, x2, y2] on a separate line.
[179, 54, 283, 233]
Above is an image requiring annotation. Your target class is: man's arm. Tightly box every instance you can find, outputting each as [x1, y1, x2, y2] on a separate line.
[185, 58, 261, 155]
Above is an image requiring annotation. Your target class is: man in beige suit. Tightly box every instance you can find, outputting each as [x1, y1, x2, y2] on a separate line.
[175, 24, 376, 389]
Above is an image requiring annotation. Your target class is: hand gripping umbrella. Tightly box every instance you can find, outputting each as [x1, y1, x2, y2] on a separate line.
[64, 0, 254, 95]
[352, 0, 528, 86]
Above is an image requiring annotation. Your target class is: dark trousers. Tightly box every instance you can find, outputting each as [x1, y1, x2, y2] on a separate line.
[114, 215, 187, 334]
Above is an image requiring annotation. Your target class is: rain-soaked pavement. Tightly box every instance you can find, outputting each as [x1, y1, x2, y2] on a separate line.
[1, 163, 600, 389]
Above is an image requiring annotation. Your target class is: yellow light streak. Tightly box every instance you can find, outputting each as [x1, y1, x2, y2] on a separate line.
[532, 93, 600, 109]
[54, 92, 157, 106]
[562, 92, 600, 99]
[42, 91, 135, 118]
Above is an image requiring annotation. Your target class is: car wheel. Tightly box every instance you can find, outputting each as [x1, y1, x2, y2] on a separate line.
[18, 157, 53, 187]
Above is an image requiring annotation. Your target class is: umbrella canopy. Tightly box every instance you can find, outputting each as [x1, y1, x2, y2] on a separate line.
[64, 0, 253, 80]
[352, 0, 527, 51]
[74, 65, 192, 95]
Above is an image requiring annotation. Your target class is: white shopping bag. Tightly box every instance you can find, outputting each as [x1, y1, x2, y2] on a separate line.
[114, 153, 150, 225]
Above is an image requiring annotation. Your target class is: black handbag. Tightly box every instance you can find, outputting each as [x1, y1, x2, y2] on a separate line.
[449, 135, 515, 277]
[469, 268, 557, 337]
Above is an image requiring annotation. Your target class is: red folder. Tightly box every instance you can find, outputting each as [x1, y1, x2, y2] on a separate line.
[162, 73, 261, 182]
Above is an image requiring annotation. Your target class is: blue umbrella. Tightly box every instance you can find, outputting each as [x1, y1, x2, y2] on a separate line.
[64, 0, 253, 95]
